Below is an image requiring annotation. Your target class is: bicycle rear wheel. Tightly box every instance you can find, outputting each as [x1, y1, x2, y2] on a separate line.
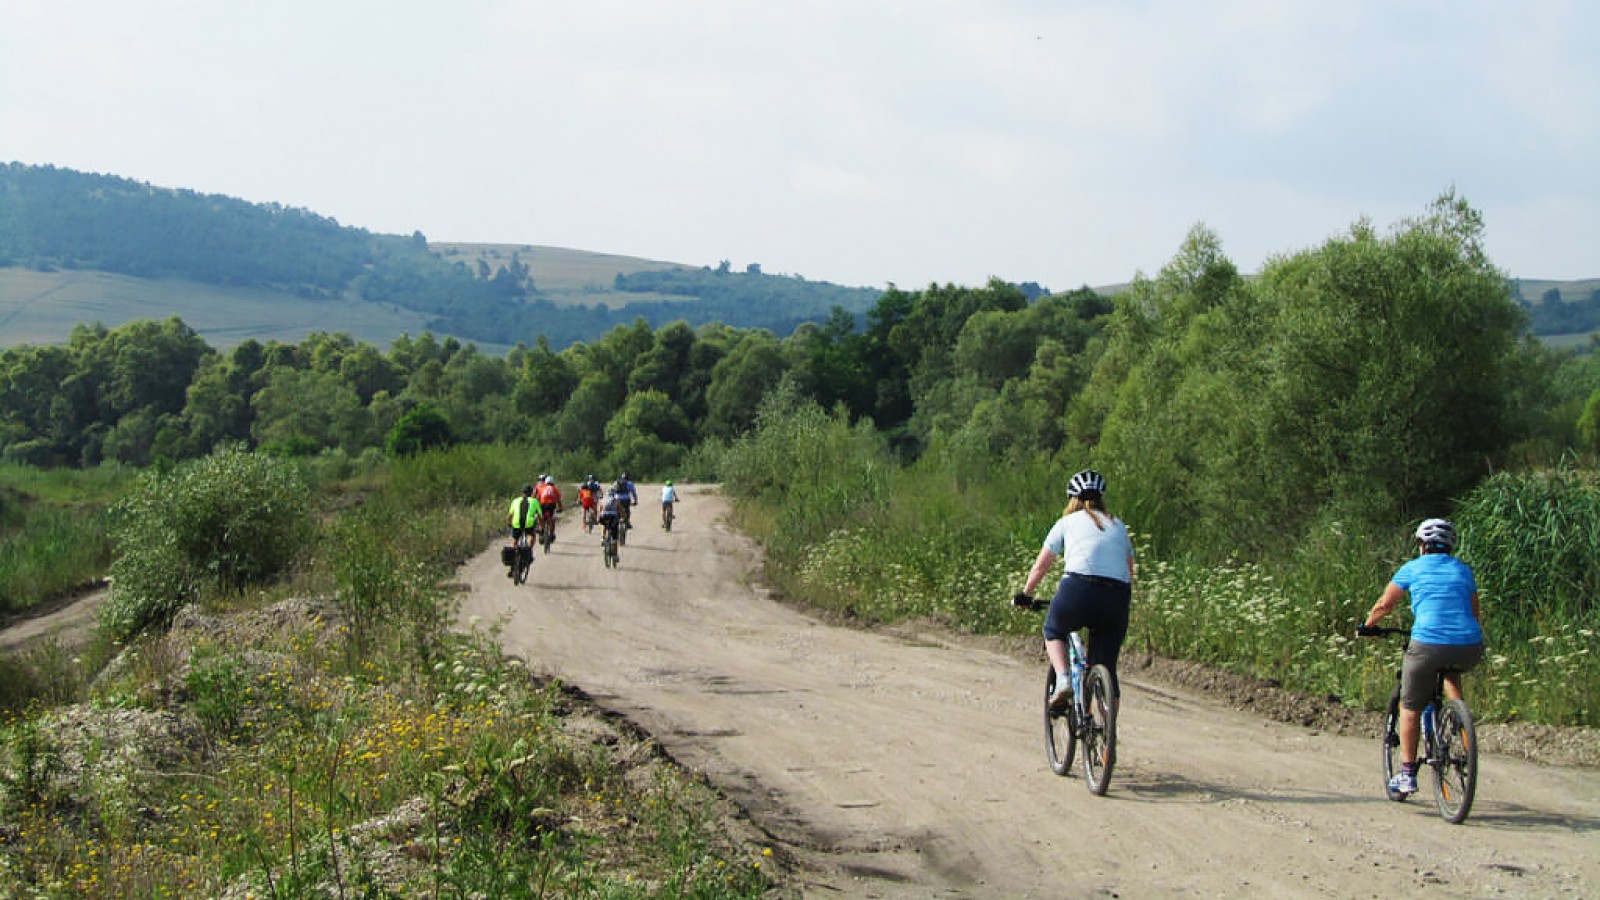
[1432, 698, 1477, 824]
[1044, 667, 1075, 776]
[1080, 665, 1117, 795]
[1381, 690, 1407, 802]
[514, 544, 531, 585]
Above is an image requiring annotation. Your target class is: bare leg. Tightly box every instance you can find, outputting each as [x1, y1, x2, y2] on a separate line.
[1399, 707, 1421, 764]
[1441, 673, 1463, 701]
[1046, 638, 1070, 682]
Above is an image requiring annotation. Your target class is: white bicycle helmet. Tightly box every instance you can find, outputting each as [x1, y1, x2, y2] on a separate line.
[1067, 469, 1106, 498]
[1415, 518, 1456, 552]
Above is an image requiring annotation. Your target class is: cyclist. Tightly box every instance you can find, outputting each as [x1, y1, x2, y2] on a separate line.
[613, 472, 638, 530]
[535, 475, 563, 543]
[1015, 470, 1135, 711]
[579, 473, 603, 530]
[1361, 517, 1484, 797]
[597, 486, 623, 554]
[505, 483, 538, 578]
[661, 479, 678, 528]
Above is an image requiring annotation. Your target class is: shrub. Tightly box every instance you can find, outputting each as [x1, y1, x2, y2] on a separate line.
[101, 446, 311, 638]
[385, 404, 453, 457]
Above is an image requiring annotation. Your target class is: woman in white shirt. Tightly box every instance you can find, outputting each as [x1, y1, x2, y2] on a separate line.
[1017, 470, 1135, 709]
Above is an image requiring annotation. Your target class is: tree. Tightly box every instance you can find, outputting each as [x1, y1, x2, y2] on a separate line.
[251, 367, 368, 453]
[386, 404, 453, 456]
[704, 331, 788, 439]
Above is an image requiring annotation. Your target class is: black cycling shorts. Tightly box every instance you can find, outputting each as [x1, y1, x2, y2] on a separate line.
[1044, 573, 1132, 693]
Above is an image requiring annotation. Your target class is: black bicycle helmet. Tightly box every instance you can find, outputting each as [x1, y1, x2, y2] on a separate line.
[1067, 470, 1106, 498]
[522, 483, 534, 494]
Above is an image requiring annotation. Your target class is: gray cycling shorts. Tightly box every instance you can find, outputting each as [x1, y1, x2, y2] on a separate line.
[1401, 641, 1484, 711]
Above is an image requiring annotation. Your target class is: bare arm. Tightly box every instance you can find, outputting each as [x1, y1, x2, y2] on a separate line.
[1022, 547, 1058, 597]
[1364, 582, 1406, 629]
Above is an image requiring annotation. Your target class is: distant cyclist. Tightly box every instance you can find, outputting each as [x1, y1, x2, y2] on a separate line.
[661, 480, 678, 528]
[579, 473, 603, 529]
[597, 487, 623, 551]
[1015, 470, 1135, 711]
[1361, 518, 1484, 797]
[505, 483, 538, 578]
[535, 475, 563, 542]
[613, 473, 638, 529]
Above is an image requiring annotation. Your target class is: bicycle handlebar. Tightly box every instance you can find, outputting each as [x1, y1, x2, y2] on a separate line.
[1356, 624, 1410, 638]
[1013, 593, 1046, 611]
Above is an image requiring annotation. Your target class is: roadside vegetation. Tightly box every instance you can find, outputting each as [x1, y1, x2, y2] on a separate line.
[713, 197, 1600, 729]
[0, 445, 775, 897]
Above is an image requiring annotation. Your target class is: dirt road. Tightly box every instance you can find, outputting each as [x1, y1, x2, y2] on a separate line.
[458, 485, 1598, 898]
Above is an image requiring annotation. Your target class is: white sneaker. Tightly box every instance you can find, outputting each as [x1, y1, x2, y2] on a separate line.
[1049, 680, 1072, 711]
[1389, 769, 1418, 795]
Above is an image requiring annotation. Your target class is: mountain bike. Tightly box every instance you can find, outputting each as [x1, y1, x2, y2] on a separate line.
[663, 502, 674, 532]
[601, 525, 620, 568]
[505, 532, 533, 585]
[1014, 595, 1117, 795]
[619, 503, 631, 546]
[538, 512, 556, 555]
[583, 502, 597, 534]
[1357, 625, 1478, 824]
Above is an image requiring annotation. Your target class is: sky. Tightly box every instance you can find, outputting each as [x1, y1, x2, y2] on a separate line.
[3, 0, 1596, 290]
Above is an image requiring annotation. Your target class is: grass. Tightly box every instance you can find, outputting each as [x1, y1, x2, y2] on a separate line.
[0, 268, 485, 352]
[0, 445, 778, 897]
[0, 463, 132, 616]
[428, 243, 687, 309]
[720, 402, 1600, 728]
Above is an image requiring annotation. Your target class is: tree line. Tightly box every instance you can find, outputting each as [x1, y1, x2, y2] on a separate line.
[5, 193, 1600, 548]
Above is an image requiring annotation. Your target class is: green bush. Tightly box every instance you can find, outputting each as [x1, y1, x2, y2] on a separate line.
[385, 404, 453, 457]
[101, 446, 311, 638]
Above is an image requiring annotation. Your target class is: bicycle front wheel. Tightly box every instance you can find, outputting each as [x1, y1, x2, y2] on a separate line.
[1432, 698, 1477, 824]
[1080, 665, 1117, 795]
[1044, 668, 1075, 776]
[1381, 690, 1406, 802]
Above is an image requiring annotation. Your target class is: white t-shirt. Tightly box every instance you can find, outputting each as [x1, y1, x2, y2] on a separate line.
[1042, 510, 1133, 583]
[661, 485, 677, 503]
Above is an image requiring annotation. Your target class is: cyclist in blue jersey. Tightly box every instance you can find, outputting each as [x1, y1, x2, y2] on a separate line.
[1362, 518, 1485, 797]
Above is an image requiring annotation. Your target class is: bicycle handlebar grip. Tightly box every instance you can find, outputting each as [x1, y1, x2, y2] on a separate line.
[1355, 624, 1380, 637]
[1012, 592, 1037, 610]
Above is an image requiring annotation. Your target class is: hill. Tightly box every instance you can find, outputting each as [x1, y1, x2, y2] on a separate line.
[0, 163, 881, 350]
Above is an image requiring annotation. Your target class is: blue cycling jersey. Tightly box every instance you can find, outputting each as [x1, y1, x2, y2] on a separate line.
[1391, 553, 1482, 646]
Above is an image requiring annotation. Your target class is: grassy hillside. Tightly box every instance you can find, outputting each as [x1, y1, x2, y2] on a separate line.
[0, 268, 449, 351]
[431, 242, 688, 308]
[0, 240, 704, 351]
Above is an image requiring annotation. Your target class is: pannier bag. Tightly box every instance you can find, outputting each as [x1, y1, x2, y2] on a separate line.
[501, 545, 517, 567]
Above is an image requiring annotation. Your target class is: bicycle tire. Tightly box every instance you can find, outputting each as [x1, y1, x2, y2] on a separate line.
[1381, 690, 1406, 802]
[1432, 698, 1477, 823]
[1044, 667, 1075, 776]
[619, 521, 628, 546]
[1080, 664, 1117, 795]
[513, 544, 531, 585]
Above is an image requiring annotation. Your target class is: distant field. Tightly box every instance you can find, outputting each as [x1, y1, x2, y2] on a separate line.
[0, 243, 701, 351]
[430, 243, 689, 308]
[0, 268, 477, 351]
[1516, 277, 1600, 303]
